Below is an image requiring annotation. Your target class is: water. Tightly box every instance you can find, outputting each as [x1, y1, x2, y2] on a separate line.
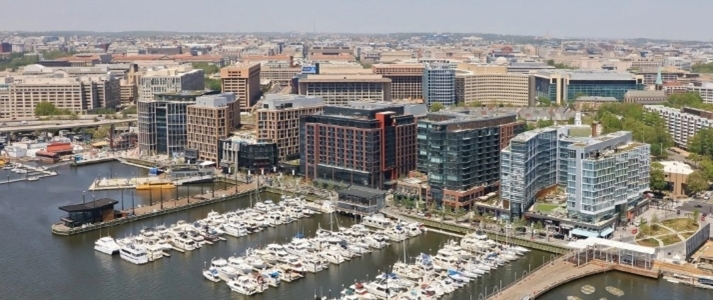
[0, 161, 707, 299]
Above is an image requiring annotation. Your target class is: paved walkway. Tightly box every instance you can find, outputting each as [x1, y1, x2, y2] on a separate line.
[125, 181, 257, 215]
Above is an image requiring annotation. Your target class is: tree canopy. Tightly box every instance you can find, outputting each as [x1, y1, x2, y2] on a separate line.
[205, 78, 221, 91]
[546, 59, 577, 70]
[596, 102, 673, 157]
[688, 127, 713, 158]
[429, 102, 444, 112]
[191, 62, 220, 75]
[650, 162, 667, 191]
[692, 62, 713, 73]
[665, 92, 713, 110]
[35, 101, 74, 116]
[686, 171, 709, 194]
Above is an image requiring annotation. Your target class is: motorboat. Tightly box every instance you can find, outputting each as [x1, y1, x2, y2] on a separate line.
[384, 225, 409, 242]
[447, 269, 472, 282]
[433, 252, 460, 270]
[374, 273, 416, 290]
[276, 264, 304, 282]
[227, 276, 264, 295]
[203, 267, 221, 282]
[266, 243, 290, 263]
[414, 253, 436, 275]
[392, 261, 423, 282]
[244, 249, 267, 269]
[403, 222, 423, 237]
[302, 253, 326, 273]
[265, 212, 283, 227]
[94, 236, 121, 255]
[259, 270, 281, 287]
[364, 280, 399, 299]
[143, 241, 166, 261]
[319, 249, 346, 265]
[171, 234, 197, 251]
[341, 283, 377, 300]
[362, 213, 393, 230]
[227, 256, 254, 275]
[119, 243, 149, 265]
[223, 222, 248, 238]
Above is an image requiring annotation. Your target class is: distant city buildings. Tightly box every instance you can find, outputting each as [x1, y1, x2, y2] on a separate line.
[455, 72, 532, 106]
[220, 63, 261, 112]
[687, 82, 713, 104]
[422, 63, 456, 106]
[372, 64, 424, 101]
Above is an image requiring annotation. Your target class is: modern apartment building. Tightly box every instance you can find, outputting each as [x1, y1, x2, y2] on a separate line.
[256, 94, 325, 161]
[300, 103, 418, 189]
[0, 74, 120, 118]
[138, 66, 204, 100]
[455, 72, 533, 106]
[138, 90, 219, 156]
[186, 93, 240, 162]
[220, 63, 261, 111]
[417, 110, 525, 208]
[296, 74, 392, 106]
[219, 134, 279, 173]
[372, 64, 424, 100]
[533, 70, 644, 105]
[422, 63, 456, 106]
[688, 82, 713, 104]
[645, 105, 713, 149]
[501, 129, 650, 227]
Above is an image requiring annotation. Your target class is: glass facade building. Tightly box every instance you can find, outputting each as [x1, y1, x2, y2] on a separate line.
[422, 63, 456, 106]
[534, 70, 644, 104]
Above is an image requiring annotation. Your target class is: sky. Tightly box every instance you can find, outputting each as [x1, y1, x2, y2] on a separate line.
[2, 0, 711, 41]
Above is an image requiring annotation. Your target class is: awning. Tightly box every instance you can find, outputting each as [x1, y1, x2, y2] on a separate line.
[599, 227, 614, 237]
[571, 228, 599, 238]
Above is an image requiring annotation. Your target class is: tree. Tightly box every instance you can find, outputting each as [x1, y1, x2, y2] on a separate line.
[693, 62, 713, 73]
[467, 101, 482, 108]
[537, 97, 552, 107]
[650, 162, 667, 191]
[693, 209, 700, 224]
[536, 119, 554, 128]
[650, 214, 660, 230]
[686, 171, 709, 194]
[699, 158, 713, 182]
[205, 78, 221, 91]
[91, 125, 111, 139]
[191, 62, 220, 75]
[429, 102, 444, 112]
[35, 101, 58, 116]
[688, 127, 713, 158]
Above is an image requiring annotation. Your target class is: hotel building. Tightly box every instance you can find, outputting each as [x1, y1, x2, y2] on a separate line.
[186, 93, 240, 162]
[256, 94, 325, 161]
[422, 63, 456, 106]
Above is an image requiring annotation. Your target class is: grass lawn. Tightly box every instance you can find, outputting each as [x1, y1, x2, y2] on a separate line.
[680, 232, 695, 239]
[635, 225, 671, 239]
[637, 238, 659, 247]
[659, 234, 683, 246]
[535, 203, 560, 212]
[661, 218, 698, 232]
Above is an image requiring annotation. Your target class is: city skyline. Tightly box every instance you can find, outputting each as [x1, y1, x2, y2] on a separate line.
[2, 0, 712, 41]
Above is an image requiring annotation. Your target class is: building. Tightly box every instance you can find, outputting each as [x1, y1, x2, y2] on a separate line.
[422, 63, 456, 106]
[0, 74, 120, 119]
[534, 70, 644, 105]
[0, 42, 11, 53]
[688, 82, 713, 104]
[300, 103, 418, 189]
[573, 96, 618, 110]
[659, 161, 693, 197]
[220, 63, 261, 111]
[372, 64, 424, 100]
[623, 90, 667, 105]
[256, 94, 325, 161]
[336, 185, 387, 215]
[219, 134, 279, 174]
[501, 129, 650, 227]
[260, 63, 301, 86]
[138, 66, 204, 101]
[186, 93, 240, 162]
[664, 57, 692, 71]
[455, 72, 532, 107]
[417, 110, 525, 208]
[296, 74, 392, 106]
[138, 90, 219, 156]
[645, 105, 713, 149]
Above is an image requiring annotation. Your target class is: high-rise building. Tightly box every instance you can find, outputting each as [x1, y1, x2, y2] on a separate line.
[186, 93, 240, 162]
[220, 63, 261, 112]
[501, 129, 650, 226]
[417, 110, 525, 208]
[645, 105, 713, 149]
[296, 74, 392, 106]
[300, 103, 419, 189]
[138, 66, 204, 101]
[533, 70, 644, 105]
[422, 63, 456, 106]
[138, 90, 219, 156]
[455, 72, 533, 107]
[372, 64, 424, 100]
[256, 94, 325, 161]
[0, 74, 120, 119]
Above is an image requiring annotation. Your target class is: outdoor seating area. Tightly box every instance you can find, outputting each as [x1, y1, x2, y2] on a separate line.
[568, 237, 657, 269]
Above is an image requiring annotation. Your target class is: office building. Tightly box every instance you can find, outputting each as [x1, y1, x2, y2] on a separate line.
[138, 90, 219, 156]
[658, 161, 693, 197]
[623, 90, 667, 105]
[186, 93, 240, 162]
[688, 82, 713, 104]
[300, 103, 418, 189]
[0, 74, 120, 119]
[138, 66, 204, 101]
[501, 129, 650, 226]
[220, 63, 261, 111]
[417, 110, 525, 208]
[296, 74, 392, 106]
[336, 186, 387, 215]
[256, 94, 325, 161]
[372, 64, 424, 100]
[645, 105, 713, 149]
[455, 72, 532, 107]
[260, 63, 302, 86]
[664, 57, 692, 71]
[422, 63, 456, 106]
[219, 134, 279, 174]
[534, 70, 644, 105]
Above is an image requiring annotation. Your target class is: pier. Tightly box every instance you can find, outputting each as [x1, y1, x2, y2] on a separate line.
[87, 174, 215, 191]
[0, 163, 59, 185]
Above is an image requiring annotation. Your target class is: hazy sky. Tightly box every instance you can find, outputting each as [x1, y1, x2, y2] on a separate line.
[2, 0, 711, 40]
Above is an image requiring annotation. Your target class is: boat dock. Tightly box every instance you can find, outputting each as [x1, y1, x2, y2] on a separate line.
[70, 157, 116, 166]
[52, 181, 259, 236]
[0, 163, 59, 185]
[88, 175, 215, 191]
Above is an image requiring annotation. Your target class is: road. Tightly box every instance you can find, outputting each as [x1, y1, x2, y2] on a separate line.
[0, 118, 137, 133]
[677, 199, 713, 215]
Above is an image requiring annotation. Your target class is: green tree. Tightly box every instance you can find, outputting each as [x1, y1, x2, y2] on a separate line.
[699, 158, 713, 182]
[692, 62, 713, 74]
[537, 97, 552, 107]
[467, 101, 482, 108]
[122, 105, 137, 115]
[650, 214, 660, 230]
[650, 162, 667, 191]
[665, 92, 713, 110]
[35, 101, 58, 116]
[205, 78, 221, 91]
[429, 102, 444, 112]
[191, 62, 220, 75]
[688, 127, 713, 158]
[536, 119, 554, 128]
[573, 92, 587, 100]
[686, 171, 709, 194]
[693, 209, 700, 224]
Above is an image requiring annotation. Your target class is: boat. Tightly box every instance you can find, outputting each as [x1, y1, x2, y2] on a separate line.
[202, 267, 222, 282]
[135, 181, 176, 190]
[227, 276, 264, 295]
[362, 213, 393, 230]
[27, 176, 39, 181]
[227, 256, 254, 275]
[119, 243, 149, 265]
[223, 222, 248, 238]
[94, 236, 121, 255]
[364, 280, 399, 299]
[259, 270, 281, 287]
[341, 283, 378, 300]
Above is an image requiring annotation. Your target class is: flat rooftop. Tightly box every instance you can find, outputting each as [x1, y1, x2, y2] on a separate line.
[659, 161, 694, 175]
[536, 70, 639, 81]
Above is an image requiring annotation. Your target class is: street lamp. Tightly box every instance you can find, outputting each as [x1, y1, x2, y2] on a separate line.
[82, 191, 86, 203]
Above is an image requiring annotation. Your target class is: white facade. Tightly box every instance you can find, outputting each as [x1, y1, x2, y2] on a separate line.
[687, 82, 713, 104]
[645, 105, 713, 148]
[138, 66, 204, 100]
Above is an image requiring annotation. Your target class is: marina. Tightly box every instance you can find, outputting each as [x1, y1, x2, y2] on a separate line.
[0, 161, 58, 185]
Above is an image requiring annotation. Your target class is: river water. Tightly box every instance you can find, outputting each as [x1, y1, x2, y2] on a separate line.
[0, 161, 709, 300]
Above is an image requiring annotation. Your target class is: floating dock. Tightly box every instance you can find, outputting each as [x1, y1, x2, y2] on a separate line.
[0, 163, 59, 185]
[88, 175, 215, 191]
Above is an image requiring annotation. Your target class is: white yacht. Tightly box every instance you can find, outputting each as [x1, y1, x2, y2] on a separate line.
[227, 256, 254, 275]
[433, 252, 460, 271]
[259, 270, 281, 287]
[94, 236, 121, 255]
[244, 249, 267, 269]
[302, 253, 326, 273]
[119, 243, 149, 265]
[364, 280, 398, 299]
[362, 213, 393, 230]
[171, 234, 197, 251]
[223, 222, 248, 238]
[203, 267, 222, 282]
[392, 261, 422, 282]
[227, 276, 264, 295]
[319, 249, 346, 265]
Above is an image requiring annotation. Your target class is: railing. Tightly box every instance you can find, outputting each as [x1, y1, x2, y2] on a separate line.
[485, 254, 570, 299]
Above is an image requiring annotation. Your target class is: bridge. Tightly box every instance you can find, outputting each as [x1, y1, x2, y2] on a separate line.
[0, 118, 136, 133]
